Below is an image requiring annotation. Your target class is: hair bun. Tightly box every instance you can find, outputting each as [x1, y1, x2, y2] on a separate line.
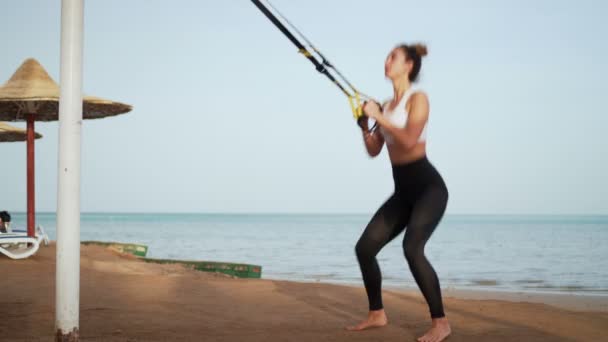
[413, 44, 428, 57]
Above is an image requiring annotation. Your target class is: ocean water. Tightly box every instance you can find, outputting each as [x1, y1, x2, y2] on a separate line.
[9, 213, 608, 295]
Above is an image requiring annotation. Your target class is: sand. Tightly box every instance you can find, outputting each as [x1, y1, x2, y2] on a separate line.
[1, 242, 607, 341]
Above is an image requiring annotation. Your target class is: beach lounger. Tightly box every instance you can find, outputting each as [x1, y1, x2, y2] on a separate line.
[0, 226, 49, 259]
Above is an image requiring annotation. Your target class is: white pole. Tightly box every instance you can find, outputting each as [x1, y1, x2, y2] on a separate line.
[56, 0, 84, 340]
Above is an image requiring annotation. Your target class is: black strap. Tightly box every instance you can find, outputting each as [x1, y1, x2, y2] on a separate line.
[250, 0, 351, 97]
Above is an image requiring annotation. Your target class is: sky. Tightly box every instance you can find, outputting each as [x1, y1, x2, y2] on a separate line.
[0, 0, 607, 215]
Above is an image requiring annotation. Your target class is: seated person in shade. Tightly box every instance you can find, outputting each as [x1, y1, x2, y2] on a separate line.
[0, 211, 11, 233]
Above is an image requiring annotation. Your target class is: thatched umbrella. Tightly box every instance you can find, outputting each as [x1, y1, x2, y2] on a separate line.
[0, 122, 42, 142]
[0, 58, 131, 237]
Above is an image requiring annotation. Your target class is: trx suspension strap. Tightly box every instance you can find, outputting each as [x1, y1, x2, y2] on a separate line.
[251, 0, 375, 126]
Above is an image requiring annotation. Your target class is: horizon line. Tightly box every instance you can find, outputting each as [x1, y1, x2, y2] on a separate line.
[5, 211, 608, 217]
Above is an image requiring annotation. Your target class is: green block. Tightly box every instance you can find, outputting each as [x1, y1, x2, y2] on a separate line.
[82, 241, 148, 258]
[142, 258, 262, 279]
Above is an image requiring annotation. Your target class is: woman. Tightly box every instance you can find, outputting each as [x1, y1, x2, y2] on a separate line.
[347, 44, 451, 342]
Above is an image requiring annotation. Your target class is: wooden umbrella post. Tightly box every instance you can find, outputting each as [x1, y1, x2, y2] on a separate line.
[26, 113, 35, 238]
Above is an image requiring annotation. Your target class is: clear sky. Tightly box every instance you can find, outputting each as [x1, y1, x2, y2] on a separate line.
[0, 0, 606, 214]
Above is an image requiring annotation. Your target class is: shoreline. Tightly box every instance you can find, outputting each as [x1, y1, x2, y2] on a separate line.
[262, 277, 608, 313]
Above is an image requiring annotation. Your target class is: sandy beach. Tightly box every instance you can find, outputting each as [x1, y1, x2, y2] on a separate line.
[1, 243, 607, 341]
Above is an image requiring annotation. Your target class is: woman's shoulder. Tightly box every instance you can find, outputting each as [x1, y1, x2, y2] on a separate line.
[408, 88, 429, 104]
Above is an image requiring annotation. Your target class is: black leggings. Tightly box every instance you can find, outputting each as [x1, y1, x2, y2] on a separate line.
[355, 156, 449, 318]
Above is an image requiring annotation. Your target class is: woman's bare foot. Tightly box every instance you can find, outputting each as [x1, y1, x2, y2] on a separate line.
[417, 317, 451, 342]
[346, 309, 388, 331]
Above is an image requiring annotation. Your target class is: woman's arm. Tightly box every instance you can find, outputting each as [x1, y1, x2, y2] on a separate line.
[361, 128, 384, 157]
[366, 92, 429, 151]
[358, 105, 385, 157]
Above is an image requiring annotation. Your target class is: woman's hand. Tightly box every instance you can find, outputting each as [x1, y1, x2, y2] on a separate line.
[362, 101, 382, 121]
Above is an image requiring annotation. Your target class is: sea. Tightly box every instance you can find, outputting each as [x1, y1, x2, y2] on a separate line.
[9, 212, 608, 296]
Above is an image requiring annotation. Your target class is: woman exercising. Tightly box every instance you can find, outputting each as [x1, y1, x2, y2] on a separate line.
[347, 43, 451, 342]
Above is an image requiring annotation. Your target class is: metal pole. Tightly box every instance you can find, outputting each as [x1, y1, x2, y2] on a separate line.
[26, 114, 35, 238]
[56, 0, 83, 340]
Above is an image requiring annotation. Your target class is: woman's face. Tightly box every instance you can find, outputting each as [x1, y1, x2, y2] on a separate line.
[384, 47, 412, 80]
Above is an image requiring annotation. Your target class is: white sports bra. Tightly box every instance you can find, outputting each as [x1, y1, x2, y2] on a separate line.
[379, 88, 427, 145]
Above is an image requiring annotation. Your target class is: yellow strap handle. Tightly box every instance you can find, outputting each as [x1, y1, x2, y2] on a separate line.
[298, 48, 312, 57]
[348, 92, 364, 120]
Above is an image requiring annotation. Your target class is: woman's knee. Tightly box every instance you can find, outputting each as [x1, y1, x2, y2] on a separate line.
[355, 238, 381, 261]
[402, 234, 426, 263]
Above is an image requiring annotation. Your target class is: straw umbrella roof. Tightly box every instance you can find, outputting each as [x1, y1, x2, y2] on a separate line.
[0, 58, 132, 121]
[0, 122, 42, 142]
